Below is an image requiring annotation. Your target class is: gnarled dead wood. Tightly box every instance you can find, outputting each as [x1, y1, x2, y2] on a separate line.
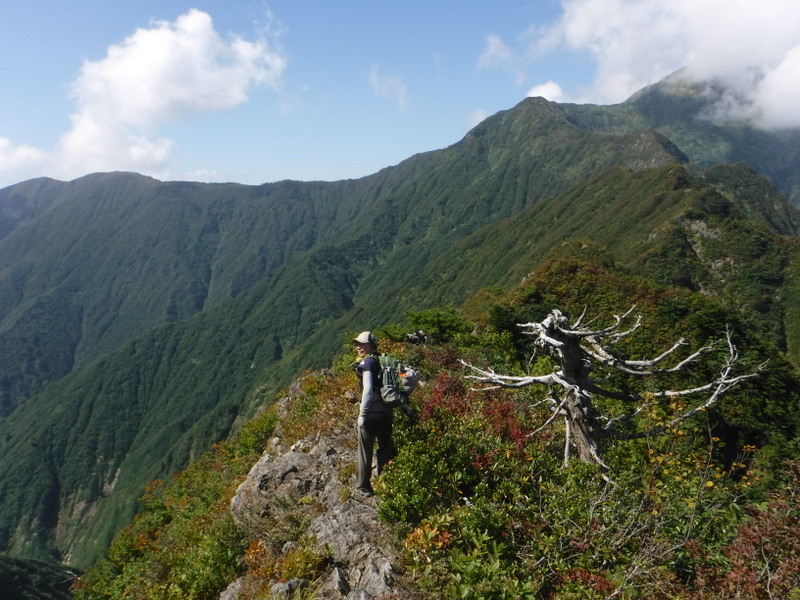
[463, 308, 764, 470]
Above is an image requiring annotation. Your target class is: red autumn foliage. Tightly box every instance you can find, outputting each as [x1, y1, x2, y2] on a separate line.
[479, 395, 532, 452]
[420, 371, 471, 421]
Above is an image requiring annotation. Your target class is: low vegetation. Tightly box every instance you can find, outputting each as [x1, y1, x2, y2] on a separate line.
[73, 261, 800, 599]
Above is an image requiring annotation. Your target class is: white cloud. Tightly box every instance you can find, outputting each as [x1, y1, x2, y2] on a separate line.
[0, 138, 47, 180]
[56, 112, 175, 180]
[478, 33, 528, 85]
[185, 168, 223, 183]
[487, 0, 800, 128]
[369, 64, 410, 111]
[553, 0, 690, 102]
[0, 9, 287, 185]
[527, 81, 567, 102]
[466, 109, 490, 130]
[478, 33, 513, 68]
[71, 10, 284, 125]
[55, 9, 286, 179]
[752, 45, 800, 128]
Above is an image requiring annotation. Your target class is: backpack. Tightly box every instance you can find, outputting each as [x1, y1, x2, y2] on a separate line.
[378, 354, 419, 408]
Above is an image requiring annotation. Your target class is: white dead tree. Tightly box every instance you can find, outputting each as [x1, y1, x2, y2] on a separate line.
[463, 307, 763, 470]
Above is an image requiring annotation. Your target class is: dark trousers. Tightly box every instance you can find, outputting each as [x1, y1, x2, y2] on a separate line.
[357, 411, 393, 490]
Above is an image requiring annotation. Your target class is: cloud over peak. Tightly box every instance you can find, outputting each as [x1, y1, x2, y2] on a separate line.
[484, 0, 800, 129]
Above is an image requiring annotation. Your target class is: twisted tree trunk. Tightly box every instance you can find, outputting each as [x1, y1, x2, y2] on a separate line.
[550, 325, 607, 466]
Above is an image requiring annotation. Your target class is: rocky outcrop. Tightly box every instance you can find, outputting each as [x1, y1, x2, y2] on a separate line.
[224, 381, 406, 599]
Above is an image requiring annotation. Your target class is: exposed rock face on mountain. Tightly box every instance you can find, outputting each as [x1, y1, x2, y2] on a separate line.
[227, 380, 405, 599]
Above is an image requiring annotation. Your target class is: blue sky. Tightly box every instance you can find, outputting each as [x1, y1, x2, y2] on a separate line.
[1, 1, 798, 187]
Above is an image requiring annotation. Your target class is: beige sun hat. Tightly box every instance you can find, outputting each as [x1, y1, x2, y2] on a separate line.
[353, 331, 377, 346]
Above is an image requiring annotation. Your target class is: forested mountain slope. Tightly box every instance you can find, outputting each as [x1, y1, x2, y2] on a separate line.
[0, 99, 683, 420]
[0, 554, 75, 600]
[373, 163, 800, 359]
[4, 161, 798, 570]
[1, 73, 800, 571]
[0, 173, 393, 416]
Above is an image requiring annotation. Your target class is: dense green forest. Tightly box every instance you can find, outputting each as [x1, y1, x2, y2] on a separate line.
[1, 71, 800, 597]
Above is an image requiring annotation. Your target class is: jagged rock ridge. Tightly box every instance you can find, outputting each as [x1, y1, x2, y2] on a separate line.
[226, 377, 405, 599]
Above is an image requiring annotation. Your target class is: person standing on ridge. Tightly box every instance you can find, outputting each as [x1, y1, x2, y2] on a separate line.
[353, 331, 393, 496]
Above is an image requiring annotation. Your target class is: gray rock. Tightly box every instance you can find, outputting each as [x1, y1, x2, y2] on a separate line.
[270, 577, 308, 599]
[226, 379, 406, 599]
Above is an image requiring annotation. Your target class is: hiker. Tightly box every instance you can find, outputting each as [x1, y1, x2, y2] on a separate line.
[353, 331, 394, 496]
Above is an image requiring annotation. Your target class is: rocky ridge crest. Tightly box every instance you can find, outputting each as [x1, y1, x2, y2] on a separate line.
[224, 376, 406, 599]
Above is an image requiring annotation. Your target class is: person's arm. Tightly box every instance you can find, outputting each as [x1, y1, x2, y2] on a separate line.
[358, 368, 373, 426]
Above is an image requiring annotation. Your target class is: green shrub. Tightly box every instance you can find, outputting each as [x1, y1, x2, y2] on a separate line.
[378, 335, 770, 598]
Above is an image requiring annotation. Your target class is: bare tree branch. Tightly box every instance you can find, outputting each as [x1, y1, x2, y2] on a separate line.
[517, 307, 642, 346]
[528, 394, 570, 436]
[460, 359, 560, 388]
[461, 309, 762, 469]
[571, 305, 589, 328]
